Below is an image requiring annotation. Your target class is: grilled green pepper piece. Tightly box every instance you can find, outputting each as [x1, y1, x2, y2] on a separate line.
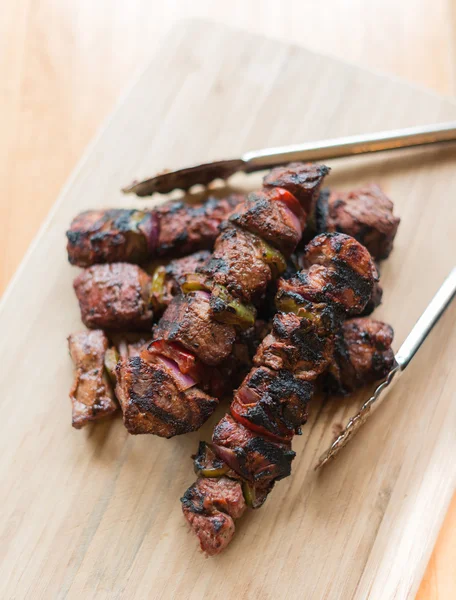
[255, 237, 287, 278]
[242, 481, 257, 508]
[210, 285, 256, 330]
[149, 266, 167, 312]
[181, 273, 211, 294]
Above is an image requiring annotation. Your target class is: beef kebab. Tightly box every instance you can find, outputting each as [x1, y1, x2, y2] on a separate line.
[66, 194, 243, 268]
[67, 179, 399, 269]
[115, 163, 330, 437]
[181, 232, 396, 555]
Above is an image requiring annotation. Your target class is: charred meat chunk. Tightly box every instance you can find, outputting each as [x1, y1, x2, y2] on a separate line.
[68, 330, 117, 429]
[263, 162, 330, 216]
[229, 190, 302, 255]
[116, 353, 218, 437]
[254, 311, 336, 381]
[67, 209, 159, 267]
[181, 476, 246, 556]
[319, 184, 400, 260]
[212, 414, 296, 485]
[199, 227, 272, 303]
[231, 366, 313, 440]
[153, 292, 236, 366]
[325, 317, 395, 394]
[279, 233, 376, 314]
[73, 263, 154, 330]
[155, 194, 243, 256]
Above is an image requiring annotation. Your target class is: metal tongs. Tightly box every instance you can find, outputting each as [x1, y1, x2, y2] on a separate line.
[123, 122, 456, 196]
[315, 267, 456, 469]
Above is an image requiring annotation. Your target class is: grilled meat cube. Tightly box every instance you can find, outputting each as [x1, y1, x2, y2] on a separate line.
[279, 233, 376, 314]
[153, 292, 236, 366]
[231, 367, 312, 440]
[263, 162, 330, 216]
[254, 311, 336, 381]
[150, 250, 210, 312]
[116, 353, 218, 437]
[116, 321, 266, 437]
[199, 227, 272, 303]
[292, 255, 383, 317]
[181, 477, 246, 556]
[68, 330, 117, 429]
[229, 190, 302, 255]
[155, 194, 243, 256]
[73, 263, 154, 330]
[318, 184, 400, 260]
[67, 209, 159, 267]
[212, 414, 296, 484]
[326, 317, 395, 394]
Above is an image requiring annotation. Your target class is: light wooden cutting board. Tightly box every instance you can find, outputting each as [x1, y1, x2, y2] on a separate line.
[1, 20, 455, 600]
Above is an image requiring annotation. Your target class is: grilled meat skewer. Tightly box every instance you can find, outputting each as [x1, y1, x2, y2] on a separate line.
[67, 176, 398, 270]
[116, 163, 330, 437]
[181, 232, 395, 555]
[66, 195, 243, 268]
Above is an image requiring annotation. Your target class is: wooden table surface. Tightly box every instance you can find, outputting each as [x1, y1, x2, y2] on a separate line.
[1, 2, 454, 598]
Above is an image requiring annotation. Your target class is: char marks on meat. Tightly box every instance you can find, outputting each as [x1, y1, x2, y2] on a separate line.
[231, 366, 312, 440]
[279, 233, 376, 314]
[263, 162, 330, 216]
[66, 209, 159, 267]
[116, 353, 218, 437]
[156, 194, 243, 256]
[212, 414, 296, 485]
[254, 311, 335, 381]
[66, 194, 241, 268]
[198, 227, 273, 303]
[229, 190, 302, 255]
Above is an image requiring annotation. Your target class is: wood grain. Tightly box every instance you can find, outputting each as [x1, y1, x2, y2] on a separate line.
[0, 21, 455, 599]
